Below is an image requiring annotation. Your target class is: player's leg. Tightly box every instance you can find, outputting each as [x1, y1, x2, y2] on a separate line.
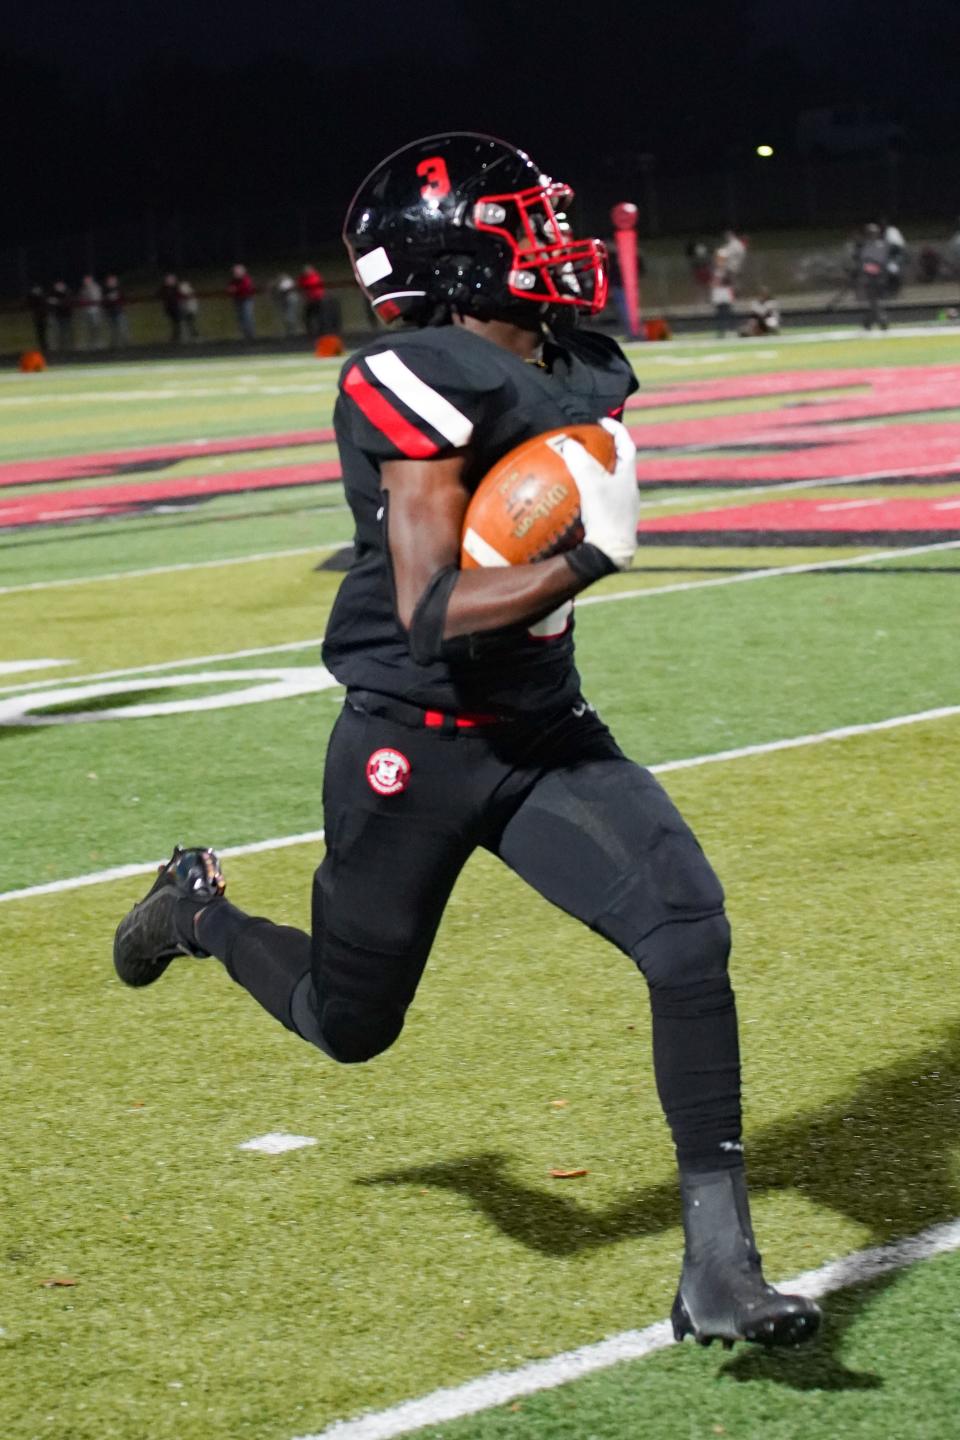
[113, 700, 476, 1065]
[492, 737, 819, 1346]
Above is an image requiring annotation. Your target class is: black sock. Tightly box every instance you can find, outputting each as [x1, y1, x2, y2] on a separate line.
[191, 900, 312, 1032]
[648, 976, 743, 1173]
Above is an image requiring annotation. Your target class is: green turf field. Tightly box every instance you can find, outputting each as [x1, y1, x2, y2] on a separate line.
[2, 330, 958, 1440]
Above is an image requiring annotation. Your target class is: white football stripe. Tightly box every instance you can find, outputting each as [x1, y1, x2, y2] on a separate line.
[461, 527, 509, 568]
[365, 351, 474, 447]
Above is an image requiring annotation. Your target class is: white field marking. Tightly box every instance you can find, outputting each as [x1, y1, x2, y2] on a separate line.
[3, 702, 959, 906]
[0, 384, 340, 407]
[295, 1216, 960, 1440]
[635, 455, 960, 514]
[0, 540, 352, 598]
[238, 1133, 318, 1155]
[578, 536, 960, 607]
[624, 324, 960, 354]
[8, 523, 958, 607]
[816, 497, 885, 511]
[0, 636, 326, 697]
[0, 659, 70, 676]
[0, 829, 326, 904]
[0, 356, 340, 385]
[0, 666, 338, 726]
[934, 498, 960, 509]
[653, 703, 960, 774]
[5, 533, 954, 701]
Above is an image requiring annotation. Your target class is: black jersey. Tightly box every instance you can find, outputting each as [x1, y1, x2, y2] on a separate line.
[322, 323, 637, 717]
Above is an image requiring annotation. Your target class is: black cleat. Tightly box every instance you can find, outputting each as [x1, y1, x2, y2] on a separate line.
[671, 1168, 821, 1350]
[113, 846, 225, 988]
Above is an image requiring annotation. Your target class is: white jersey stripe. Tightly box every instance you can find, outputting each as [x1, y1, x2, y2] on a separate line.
[365, 350, 474, 447]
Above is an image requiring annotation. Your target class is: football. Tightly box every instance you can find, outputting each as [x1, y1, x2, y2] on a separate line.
[460, 423, 616, 568]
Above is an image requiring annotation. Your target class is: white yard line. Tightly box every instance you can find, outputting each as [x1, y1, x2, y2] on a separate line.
[578, 536, 960, 606]
[0, 637, 326, 697]
[2, 702, 958, 905]
[0, 829, 327, 903]
[294, 1216, 960, 1440]
[6, 530, 959, 603]
[0, 541, 351, 597]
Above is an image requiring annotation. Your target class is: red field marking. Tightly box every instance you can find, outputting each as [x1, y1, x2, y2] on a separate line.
[640, 493, 960, 545]
[625, 365, 960, 411]
[0, 461, 343, 529]
[625, 366, 960, 486]
[0, 429, 336, 489]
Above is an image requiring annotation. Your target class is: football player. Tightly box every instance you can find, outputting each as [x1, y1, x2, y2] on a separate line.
[114, 133, 820, 1349]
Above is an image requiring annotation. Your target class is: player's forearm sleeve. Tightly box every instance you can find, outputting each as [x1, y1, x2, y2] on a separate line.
[407, 565, 461, 665]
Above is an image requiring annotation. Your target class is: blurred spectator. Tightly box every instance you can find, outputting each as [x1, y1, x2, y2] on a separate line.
[178, 280, 200, 341]
[298, 263, 325, 337]
[918, 245, 941, 283]
[710, 262, 735, 337]
[228, 264, 256, 340]
[717, 229, 748, 278]
[859, 222, 890, 330]
[159, 274, 181, 342]
[49, 281, 74, 351]
[26, 285, 49, 352]
[882, 218, 906, 297]
[948, 218, 960, 278]
[78, 275, 105, 349]
[685, 238, 711, 292]
[740, 287, 780, 337]
[272, 272, 300, 337]
[103, 274, 129, 347]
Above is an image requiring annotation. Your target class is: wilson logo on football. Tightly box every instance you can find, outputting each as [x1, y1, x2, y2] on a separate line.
[366, 747, 411, 796]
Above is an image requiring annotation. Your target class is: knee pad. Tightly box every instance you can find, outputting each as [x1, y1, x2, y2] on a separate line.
[289, 974, 406, 1063]
[633, 912, 731, 991]
[318, 998, 405, 1065]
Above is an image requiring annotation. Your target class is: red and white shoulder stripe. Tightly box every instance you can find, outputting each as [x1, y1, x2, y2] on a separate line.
[342, 349, 474, 459]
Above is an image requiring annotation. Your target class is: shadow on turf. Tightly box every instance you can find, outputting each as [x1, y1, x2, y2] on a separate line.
[360, 1021, 959, 1387]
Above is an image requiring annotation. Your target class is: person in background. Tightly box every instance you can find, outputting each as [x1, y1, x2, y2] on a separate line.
[881, 218, 906, 297]
[298, 263, 325, 337]
[178, 279, 200, 342]
[78, 275, 105, 349]
[103, 275, 129, 348]
[710, 261, 735, 337]
[859, 223, 891, 331]
[228, 264, 256, 340]
[272, 272, 300, 337]
[26, 285, 49, 353]
[48, 281, 74, 352]
[740, 286, 780, 336]
[717, 229, 747, 279]
[685, 238, 711, 293]
[158, 274, 181, 342]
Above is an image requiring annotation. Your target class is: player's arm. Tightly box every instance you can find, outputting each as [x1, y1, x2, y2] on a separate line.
[385, 419, 638, 661]
[384, 455, 588, 647]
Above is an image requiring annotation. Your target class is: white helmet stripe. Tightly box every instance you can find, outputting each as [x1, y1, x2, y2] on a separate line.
[364, 350, 474, 447]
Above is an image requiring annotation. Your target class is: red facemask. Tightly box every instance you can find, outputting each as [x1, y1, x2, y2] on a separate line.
[473, 182, 608, 313]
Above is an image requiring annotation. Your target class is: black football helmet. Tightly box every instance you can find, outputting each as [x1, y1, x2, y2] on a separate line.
[342, 132, 608, 326]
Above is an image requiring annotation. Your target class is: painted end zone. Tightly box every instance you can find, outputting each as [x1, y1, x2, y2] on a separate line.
[629, 364, 960, 489]
[641, 493, 960, 546]
[0, 460, 343, 529]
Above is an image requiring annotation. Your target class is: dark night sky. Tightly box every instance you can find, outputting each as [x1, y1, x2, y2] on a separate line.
[3, 0, 959, 261]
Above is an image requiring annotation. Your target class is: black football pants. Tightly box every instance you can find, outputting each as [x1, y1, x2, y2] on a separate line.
[198, 691, 741, 1173]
